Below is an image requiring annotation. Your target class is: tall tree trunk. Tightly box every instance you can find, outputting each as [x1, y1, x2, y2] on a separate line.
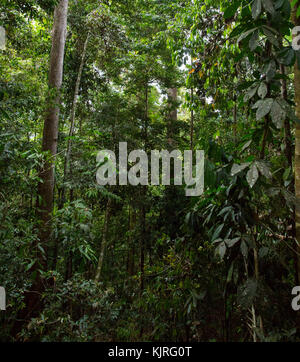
[60, 33, 89, 207]
[95, 199, 111, 282]
[37, 0, 68, 265]
[292, 1, 300, 287]
[13, 1, 68, 338]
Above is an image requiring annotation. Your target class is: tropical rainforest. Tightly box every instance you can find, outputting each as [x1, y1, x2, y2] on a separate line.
[1, 0, 300, 342]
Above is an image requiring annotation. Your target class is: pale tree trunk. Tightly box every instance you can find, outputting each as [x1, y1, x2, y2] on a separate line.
[95, 200, 111, 282]
[61, 33, 89, 206]
[37, 0, 68, 266]
[292, 1, 300, 286]
[167, 88, 177, 149]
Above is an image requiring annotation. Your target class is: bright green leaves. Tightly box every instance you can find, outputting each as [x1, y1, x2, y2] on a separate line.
[223, 1, 240, 19]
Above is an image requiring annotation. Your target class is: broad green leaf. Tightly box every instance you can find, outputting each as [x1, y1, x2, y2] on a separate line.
[263, 0, 275, 14]
[270, 100, 286, 128]
[238, 28, 258, 44]
[262, 26, 279, 47]
[241, 140, 252, 152]
[231, 162, 251, 176]
[256, 98, 273, 120]
[216, 242, 226, 260]
[258, 82, 267, 99]
[252, 0, 262, 19]
[224, 2, 240, 19]
[226, 237, 241, 248]
[246, 163, 259, 188]
[244, 83, 258, 102]
[249, 30, 259, 51]
[212, 223, 224, 242]
[255, 160, 272, 178]
[277, 47, 296, 66]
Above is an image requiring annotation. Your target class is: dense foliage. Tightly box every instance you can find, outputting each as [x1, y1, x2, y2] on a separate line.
[1, 0, 300, 342]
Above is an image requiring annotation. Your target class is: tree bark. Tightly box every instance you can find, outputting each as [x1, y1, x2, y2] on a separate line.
[60, 33, 89, 207]
[95, 199, 111, 282]
[37, 0, 68, 265]
[292, 1, 300, 286]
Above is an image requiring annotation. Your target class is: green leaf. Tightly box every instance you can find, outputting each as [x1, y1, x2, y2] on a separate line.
[263, 0, 275, 14]
[231, 162, 251, 176]
[226, 237, 241, 248]
[25, 260, 36, 271]
[246, 163, 259, 188]
[212, 223, 224, 242]
[249, 30, 259, 51]
[224, 2, 240, 19]
[256, 98, 273, 120]
[252, 0, 262, 19]
[237, 28, 258, 44]
[266, 60, 276, 81]
[216, 242, 227, 260]
[255, 160, 272, 178]
[241, 140, 252, 152]
[252, 99, 264, 109]
[258, 82, 268, 99]
[275, 0, 285, 9]
[244, 83, 259, 102]
[262, 26, 279, 47]
[270, 100, 286, 128]
[277, 47, 296, 66]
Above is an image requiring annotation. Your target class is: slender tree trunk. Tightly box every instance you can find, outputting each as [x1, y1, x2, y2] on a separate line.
[95, 200, 111, 282]
[233, 93, 237, 145]
[280, 64, 293, 168]
[292, 1, 300, 287]
[60, 33, 89, 207]
[167, 88, 177, 149]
